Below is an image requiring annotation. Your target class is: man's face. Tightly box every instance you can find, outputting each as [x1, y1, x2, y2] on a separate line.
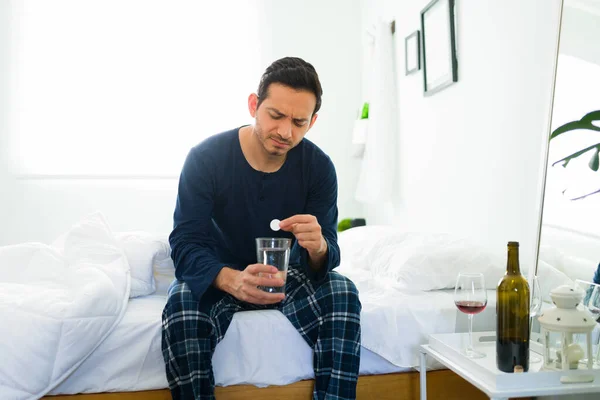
[249, 83, 318, 157]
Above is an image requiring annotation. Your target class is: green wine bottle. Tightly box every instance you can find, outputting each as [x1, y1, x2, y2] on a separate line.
[496, 241, 530, 372]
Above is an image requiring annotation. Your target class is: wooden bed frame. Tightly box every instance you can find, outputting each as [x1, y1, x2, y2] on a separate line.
[45, 370, 491, 400]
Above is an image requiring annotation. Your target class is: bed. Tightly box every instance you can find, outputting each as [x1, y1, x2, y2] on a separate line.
[45, 288, 497, 392]
[2, 215, 505, 400]
[44, 289, 497, 400]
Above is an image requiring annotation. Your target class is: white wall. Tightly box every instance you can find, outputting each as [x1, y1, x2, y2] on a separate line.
[0, 0, 364, 245]
[0, 0, 11, 235]
[358, 0, 562, 271]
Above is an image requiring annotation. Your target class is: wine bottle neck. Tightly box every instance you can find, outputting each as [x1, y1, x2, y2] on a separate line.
[507, 247, 521, 275]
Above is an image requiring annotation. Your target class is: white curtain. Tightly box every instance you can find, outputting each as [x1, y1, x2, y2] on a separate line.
[7, 0, 263, 176]
[355, 20, 398, 204]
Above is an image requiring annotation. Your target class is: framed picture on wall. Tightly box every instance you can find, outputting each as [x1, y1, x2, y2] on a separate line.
[420, 0, 458, 96]
[405, 30, 421, 75]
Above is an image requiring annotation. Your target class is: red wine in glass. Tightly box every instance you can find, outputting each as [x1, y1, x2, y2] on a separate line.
[455, 300, 487, 315]
[454, 272, 487, 358]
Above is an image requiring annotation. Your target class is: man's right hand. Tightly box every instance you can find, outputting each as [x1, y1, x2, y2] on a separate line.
[214, 264, 285, 305]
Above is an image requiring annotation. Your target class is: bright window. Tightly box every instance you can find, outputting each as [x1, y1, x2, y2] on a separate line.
[8, 0, 262, 176]
[544, 54, 600, 234]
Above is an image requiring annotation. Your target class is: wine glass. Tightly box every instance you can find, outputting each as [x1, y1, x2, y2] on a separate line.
[529, 275, 543, 363]
[454, 272, 488, 358]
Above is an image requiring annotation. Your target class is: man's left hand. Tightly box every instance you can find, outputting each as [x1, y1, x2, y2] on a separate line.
[279, 214, 327, 258]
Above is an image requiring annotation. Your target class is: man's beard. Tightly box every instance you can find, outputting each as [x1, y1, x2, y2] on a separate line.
[254, 122, 291, 156]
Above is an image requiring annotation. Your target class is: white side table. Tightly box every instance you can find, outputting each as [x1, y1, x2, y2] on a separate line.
[419, 331, 600, 400]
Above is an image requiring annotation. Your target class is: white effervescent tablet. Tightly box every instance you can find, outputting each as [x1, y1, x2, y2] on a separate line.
[270, 219, 281, 231]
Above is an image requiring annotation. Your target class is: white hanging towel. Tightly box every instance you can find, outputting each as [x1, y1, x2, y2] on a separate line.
[351, 119, 369, 158]
[355, 20, 398, 204]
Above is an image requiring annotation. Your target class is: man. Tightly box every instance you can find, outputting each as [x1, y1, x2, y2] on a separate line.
[162, 57, 361, 400]
[583, 262, 600, 305]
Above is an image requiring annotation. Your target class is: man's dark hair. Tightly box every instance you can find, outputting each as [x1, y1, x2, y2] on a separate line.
[257, 57, 323, 115]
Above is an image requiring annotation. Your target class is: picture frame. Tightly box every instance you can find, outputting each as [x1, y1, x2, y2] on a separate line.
[420, 0, 458, 96]
[405, 30, 421, 75]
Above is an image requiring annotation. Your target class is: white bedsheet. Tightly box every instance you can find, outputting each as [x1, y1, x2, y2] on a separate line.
[49, 295, 407, 394]
[50, 286, 497, 394]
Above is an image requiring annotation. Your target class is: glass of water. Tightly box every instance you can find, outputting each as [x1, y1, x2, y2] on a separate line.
[255, 237, 291, 294]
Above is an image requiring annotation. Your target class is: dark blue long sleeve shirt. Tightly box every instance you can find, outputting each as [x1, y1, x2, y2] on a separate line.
[169, 127, 340, 303]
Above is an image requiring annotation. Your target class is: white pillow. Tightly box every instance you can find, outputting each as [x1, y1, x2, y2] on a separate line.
[54, 225, 173, 298]
[560, 255, 598, 283]
[338, 225, 409, 270]
[115, 231, 171, 298]
[371, 233, 505, 290]
[538, 244, 566, 272]
[338, 226, 505, 291]
[536, 259, 574, 303]
[538, 241, 600, 282]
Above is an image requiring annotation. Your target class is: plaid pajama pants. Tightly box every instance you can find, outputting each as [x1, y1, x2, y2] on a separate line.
[161, 267, 362, 400]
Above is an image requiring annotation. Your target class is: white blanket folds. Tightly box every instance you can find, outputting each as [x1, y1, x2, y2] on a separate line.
[0, 213, 130, 400]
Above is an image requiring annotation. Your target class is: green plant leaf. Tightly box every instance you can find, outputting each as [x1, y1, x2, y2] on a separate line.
[550, 110, 600, 140]
[360, 103, 369, 119]
[589, 148, 600, 171]
[581, 110, 600, 123]
[337, 218, 352, 232]
[552, 143, 600, 167]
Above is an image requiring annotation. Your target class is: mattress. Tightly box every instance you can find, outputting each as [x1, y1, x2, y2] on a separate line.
[49, 290, 497, 395]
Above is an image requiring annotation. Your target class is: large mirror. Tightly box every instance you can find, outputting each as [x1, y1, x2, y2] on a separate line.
[535, 0, 600, 359]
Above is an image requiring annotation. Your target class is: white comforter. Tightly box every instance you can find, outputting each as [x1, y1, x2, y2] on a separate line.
[0, 213, 130, 400]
